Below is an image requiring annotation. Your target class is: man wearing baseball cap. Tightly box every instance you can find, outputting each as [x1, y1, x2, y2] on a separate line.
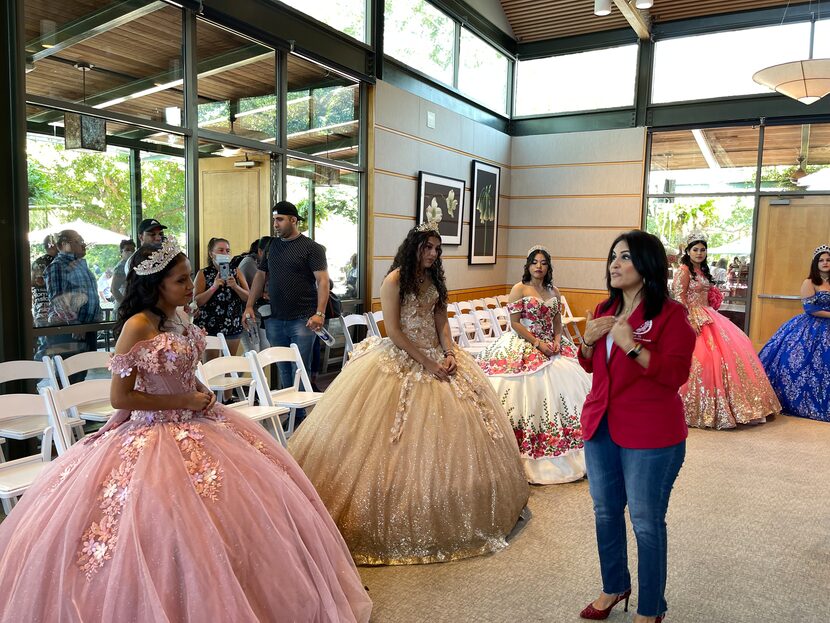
[137, 218, 167, 245]
[245, 201, 329, 421]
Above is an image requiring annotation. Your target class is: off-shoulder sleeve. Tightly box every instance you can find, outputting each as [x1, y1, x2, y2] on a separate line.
[506, 298, 524, 315]
[109, 351, 137, 378]
[803, 295, 824, 315]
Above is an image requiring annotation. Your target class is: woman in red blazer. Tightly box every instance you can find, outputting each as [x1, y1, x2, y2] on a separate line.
[577, 231, 695, 623]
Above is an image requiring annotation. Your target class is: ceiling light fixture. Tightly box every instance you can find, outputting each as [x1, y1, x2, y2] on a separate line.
[635, 0, 654, 9]
[753, 8, 830, 105]
[791, 155, 808, 182]
[594, 0, 612, 17]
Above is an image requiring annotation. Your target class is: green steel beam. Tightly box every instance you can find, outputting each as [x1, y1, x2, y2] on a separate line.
[511, 108, 636, 136]
[26, 0, 166, 62]
[517, 28, 637, 60]
[647, 94, 830, 128]
[653, 2, 816, 40]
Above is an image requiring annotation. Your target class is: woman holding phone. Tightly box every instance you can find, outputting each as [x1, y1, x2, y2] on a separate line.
[577, 231, 695, 623]
[194, 237, 249, 356]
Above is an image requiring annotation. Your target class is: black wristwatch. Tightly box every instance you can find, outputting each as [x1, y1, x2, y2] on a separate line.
[626, 343, 643, 359]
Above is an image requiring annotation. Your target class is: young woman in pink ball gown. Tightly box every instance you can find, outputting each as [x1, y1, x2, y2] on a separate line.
[0, 241, 371, 623]
[672, 233, 780, 429]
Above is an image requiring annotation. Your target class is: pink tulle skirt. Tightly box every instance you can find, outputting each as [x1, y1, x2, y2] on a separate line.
[0, 407, 371, 622]
[680, 308, 781, 429]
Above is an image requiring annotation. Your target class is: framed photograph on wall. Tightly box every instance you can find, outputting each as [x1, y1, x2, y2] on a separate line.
[417, 171, 465, 245]
[469, 160, 500, 265]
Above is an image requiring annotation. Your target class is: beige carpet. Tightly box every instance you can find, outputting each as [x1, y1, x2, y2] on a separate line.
[1, 415, 827, 622]
[358, 415, 830, 623]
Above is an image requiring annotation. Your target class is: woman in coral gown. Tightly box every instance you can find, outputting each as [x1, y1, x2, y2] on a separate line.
[0, 240, 371, 623]
[289, 221, 528, 565]
[673, 233, 780, 429]
[476, 245, 589, 484]
[760, 245, 830, 421]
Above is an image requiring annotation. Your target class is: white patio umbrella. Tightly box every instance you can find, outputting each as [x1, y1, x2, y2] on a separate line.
[28, 219, 129, 246]
[707, 236, 753, 256]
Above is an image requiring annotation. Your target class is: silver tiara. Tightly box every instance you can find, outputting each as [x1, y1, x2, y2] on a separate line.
[134, 238, 181, 276]
[415, 212, 442, 233]
[685, 231, 708, 246]
[526, 244, 550, 257]
[814, 244, 830, 259]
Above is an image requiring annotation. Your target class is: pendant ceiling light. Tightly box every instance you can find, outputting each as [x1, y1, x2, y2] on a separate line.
[791, 155, 808, 182]
[635, 0, 654, 8]
[594, 0, 612, 17]
[753, 8, 830, 105]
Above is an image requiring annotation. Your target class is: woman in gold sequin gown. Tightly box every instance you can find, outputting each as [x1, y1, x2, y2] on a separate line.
[673, 235, 780, 429]
[289, 224, 529, 565]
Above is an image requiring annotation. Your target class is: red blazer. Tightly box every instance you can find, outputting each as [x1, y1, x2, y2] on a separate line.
[578, 298, 695, 449]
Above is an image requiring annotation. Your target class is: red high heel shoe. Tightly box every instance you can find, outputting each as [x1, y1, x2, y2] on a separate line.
[579, 589, 631, 620]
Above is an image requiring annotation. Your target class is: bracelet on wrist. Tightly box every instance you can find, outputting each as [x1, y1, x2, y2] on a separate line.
[582, 339, 595, 348]
[443, 350, 454, 358]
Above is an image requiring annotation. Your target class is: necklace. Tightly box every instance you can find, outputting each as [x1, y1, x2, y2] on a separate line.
[167, 314, 187, 332]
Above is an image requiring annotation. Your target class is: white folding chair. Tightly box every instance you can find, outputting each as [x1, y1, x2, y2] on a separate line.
[0, 359, 83, 445]
[246, 345, 324, 443]
[203, 333, 233, 357]
[496, 294, 509, 307]
[196, 357, 288, 444]
[455, 313, 488, 354]
[340, 314, 372, 366]
[53, 351, 116, 423]
[469, 299, 486, 310]
[203, 333, 247, 402]
[560, 294, 586, 344]
[491, 306, 510, 334]
[0, 393, 54, 513]
[483, 297, 500, 309]
[41, 380, 113, 454]
[366, 310, 384, 337]
[473, 309, 498, 341]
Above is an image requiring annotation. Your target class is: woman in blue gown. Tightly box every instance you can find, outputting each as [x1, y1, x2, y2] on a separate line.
[759, 245, 830, 422]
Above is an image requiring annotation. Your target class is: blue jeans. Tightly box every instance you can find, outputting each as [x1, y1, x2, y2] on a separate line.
[264, 317, 316, 422]
[584, 417, 685, 618]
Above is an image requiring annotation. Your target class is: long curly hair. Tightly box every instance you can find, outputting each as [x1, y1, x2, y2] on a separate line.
[600, 230, 669, 321]
[809, 251, 830, 286]
[387, 229, 448, 305]
[521, 248, 553, 288]
[114, 244, 187, 338]
[681, 238, 714, 283]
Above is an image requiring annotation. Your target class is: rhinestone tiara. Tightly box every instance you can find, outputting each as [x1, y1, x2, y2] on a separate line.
[415, 213, 442, 233]
[685, 231, 708, 246]
[133, 238, 181, 276]
[814, 244, 830, 259]
[526, 244, 550, 257]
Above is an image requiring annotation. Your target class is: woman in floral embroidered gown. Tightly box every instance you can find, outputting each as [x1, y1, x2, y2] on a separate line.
[476, 246, 590, 484]
[0, 241, 371, 623]
[673, 233, 780, 429]
[759, 246, 830, 421]
[289, 223, 528, 565]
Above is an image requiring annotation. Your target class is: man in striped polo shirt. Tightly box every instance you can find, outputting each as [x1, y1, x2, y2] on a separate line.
[244, 202, 330, 420]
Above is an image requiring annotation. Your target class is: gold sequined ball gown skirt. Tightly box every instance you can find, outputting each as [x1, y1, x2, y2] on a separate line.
[289, 336, 529, 565]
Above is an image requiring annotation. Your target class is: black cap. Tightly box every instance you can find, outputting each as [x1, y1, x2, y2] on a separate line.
[138, 218, 167, 234]
[272, 201, 305, 221]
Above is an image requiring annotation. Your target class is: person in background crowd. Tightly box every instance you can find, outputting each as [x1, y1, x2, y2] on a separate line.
[244, 202, 330, 421]
[238, 236, 272, 353]
[577, 230, 695, 623]
[44, 229, 102, 371]
[760, 245, 830, 422]
[345, 253, 359, 299]
[31, 234, 57, 328]
[97, 269, 114, 305]
[137, 218, 166, 245]
[672, 233, 780, 429]
[111, 239, 136, 312]
[711, 257, 728, 284]
[194, 237, 249, 357]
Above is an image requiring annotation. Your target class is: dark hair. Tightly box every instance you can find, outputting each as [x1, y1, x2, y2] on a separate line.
[257, 236, 272, 252]
[205, 237, 229, 269]
[247, 240, 260, 255]
[114, 244, 187, 338]
[387, 228, 447, 306]
[120, 239, 136, 252]
[521, 248, 553, 288]
[809, 251, 830, 286]
[600, 230, 669, 320]
[680, 238, 715, 283]
[42, 235, 55, 251]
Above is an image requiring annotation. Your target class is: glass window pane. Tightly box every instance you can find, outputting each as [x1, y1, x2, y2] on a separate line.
[646, 195, 755, 329]
[815, 19, 830, 57]
[197, 20, 277, 143]
[384, 0, 455, 86]
[286, 159, 360, 297]
[287, 54, 359, 164]
[24, 1, 184, 125]
[140, 152, 186, 245]
[761, 123, 830, 192]
[515, 45, 637, 116]
[458, 28, 508, 114]
[277, 0, 366, 43]
[648, 127, 759, 196]
[652, 23, 812, 104]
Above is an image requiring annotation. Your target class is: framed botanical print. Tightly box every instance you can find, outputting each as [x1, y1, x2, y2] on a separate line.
[469, 160, 500, 265]
[417, 171, 465, 245]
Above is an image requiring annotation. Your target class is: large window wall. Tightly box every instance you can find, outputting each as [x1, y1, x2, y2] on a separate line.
[19, 0, 365, 360]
